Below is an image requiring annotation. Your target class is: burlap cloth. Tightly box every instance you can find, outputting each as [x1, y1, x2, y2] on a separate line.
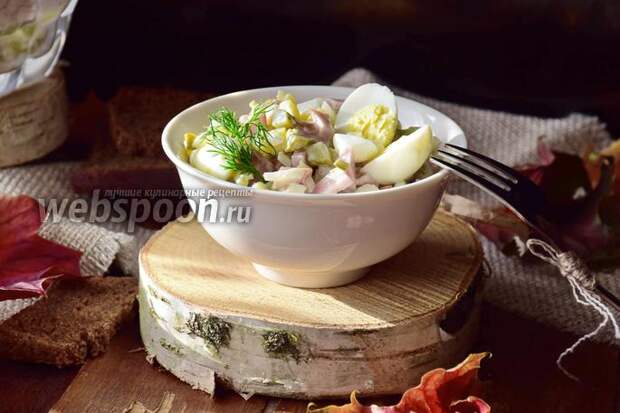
[1, 67, 618, 344]
[0, 162, 151, 323]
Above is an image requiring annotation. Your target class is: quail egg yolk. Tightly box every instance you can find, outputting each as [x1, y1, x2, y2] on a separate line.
[343, 104, 397, 149]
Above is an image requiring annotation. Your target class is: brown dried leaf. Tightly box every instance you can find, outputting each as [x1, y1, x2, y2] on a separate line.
[307, 353, 490, 413]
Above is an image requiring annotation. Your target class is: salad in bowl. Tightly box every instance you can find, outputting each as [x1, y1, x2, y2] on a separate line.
[177, 84, 438, 194]
[162, 84, 465, 288]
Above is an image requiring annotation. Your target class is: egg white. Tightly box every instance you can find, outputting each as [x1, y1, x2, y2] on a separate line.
[190, 145, 234, 181]
[361, 125, 432, 184]
[335, 83, 398, 131]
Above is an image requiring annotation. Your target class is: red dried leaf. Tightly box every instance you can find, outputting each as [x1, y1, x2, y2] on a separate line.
[0, 195, 42, 245]
[307, 353, 490, 413]
[516, 141, 616, 255]
[0, 196, 82, 300]
[518, 140, 556, 185]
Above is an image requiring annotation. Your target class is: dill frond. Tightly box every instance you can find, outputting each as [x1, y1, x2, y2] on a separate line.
[203, 103, 276, 181]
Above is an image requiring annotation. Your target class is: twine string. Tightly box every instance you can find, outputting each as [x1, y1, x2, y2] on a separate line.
[526, 239, 620, 381]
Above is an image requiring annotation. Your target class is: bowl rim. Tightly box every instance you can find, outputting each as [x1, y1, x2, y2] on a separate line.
[162, 85, 466, 200]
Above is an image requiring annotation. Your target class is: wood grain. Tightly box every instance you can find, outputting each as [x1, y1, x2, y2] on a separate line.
[0, 359, 78, 413]
[140, 210, 482, 327]
[50, 320, 268, 413]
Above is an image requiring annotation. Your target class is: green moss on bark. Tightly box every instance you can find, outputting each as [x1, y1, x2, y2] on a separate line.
[186, 313, 231, 353]
[159, 338, 183, 355]
[262, 330, 301, 362]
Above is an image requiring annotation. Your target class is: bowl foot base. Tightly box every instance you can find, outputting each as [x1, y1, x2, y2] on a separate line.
[251, 264, 370, 288]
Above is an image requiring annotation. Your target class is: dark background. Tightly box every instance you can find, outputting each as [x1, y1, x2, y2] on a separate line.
[61, 0, 620, 136]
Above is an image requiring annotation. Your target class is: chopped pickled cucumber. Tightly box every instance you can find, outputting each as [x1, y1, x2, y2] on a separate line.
[285, 130, 312, 152]
[306, 142, 332, 166]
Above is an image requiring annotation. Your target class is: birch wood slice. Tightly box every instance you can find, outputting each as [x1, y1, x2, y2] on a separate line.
[139, 210, 484, 399]
[0, 69, 68, 167]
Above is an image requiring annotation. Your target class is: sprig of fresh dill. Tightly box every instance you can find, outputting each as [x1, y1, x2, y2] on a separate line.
[243, 102, 277, 157]
[204, 102, 275, 181]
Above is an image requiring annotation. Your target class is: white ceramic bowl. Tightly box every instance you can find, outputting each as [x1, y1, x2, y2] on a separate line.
[162, 86, 466, 288]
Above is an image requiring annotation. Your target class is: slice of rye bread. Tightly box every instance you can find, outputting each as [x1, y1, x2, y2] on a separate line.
[0, 276, 138, 367]
[71, 87, 209, 196]
[71, 87, 209, 227]
[71, 155, 182, 194]
[108, 86, 211, 157]
[70, 136, 187, 228]
[71, 98, 182, 195]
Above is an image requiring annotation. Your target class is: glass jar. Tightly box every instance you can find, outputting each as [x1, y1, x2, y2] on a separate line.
[0, 0, 78, 98]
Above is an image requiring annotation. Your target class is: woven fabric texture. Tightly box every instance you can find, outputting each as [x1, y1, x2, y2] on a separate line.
[0, 162, 148, 322]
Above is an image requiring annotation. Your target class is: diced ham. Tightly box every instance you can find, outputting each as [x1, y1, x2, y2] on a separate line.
[335, 140, 356, 190]
[310, 109, 333, 141]
[313, 168, 355, 194]
[252, 153, 275, 174]
[291, 151, 306, 167]
[296, 109, 333, 142]
[325, 98, 343, 111]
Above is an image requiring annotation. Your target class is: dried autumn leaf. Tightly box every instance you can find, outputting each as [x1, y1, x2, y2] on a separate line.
[441, 194, 530, 255]
[517, 141, 615, 255]
[580, 139, 620, 266]
[307, 353, 490, 413]
[445, 140, 619, 262]
[0, 195, 82, 300]
[584, 139, 620, 192]
[516, 139, 556, 185]
[522, 142, 619, 259]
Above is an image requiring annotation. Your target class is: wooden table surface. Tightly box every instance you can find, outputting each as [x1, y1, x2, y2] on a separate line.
[1, 302, 618, 413]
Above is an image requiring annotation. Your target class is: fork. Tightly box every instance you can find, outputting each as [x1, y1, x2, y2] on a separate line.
[431, 143, 620, 310]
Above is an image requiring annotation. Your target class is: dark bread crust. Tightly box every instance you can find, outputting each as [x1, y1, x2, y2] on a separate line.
[70, 87, 207, 226]
[71, 156, 180, 194]
[108, 87, 210, 157]
[0, 277, 138, 367]
[71, 86, 207, 196]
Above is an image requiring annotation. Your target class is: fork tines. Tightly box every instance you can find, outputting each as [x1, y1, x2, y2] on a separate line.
[430, 143, 546, 228]
[432, 146, 515, 192]
[442, 144, 520, 183]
